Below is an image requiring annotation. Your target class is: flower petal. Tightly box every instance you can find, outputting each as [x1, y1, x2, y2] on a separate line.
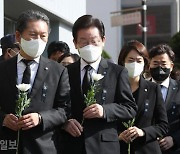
[16, 84, 31, 91]
[92, 72, 104, 81]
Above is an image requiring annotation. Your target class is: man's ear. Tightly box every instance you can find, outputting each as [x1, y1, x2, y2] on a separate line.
[170, 62, 174, 72]
[15, 31, 21, 43]
[102, 36, 106, 47]
[73, 39, 78, 49]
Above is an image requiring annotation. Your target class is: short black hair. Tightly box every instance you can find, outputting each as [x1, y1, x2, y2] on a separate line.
[16, 10, 50, 34]
[0, 34, 20, 54]
[47, 41, 70, 58]
[149, 44, 175, 62]
[72, 15, 105, 42]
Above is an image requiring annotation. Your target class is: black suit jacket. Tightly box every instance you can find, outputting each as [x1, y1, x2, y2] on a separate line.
[61, 59, 137, 154]
[0, 56, 71, 154]
[162, 78, 180, 154]
[120, 76, 168, 154]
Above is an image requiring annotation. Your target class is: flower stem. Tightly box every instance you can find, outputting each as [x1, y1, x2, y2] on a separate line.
[128, 143, 130, 154]
[81, 117, 84, 125]
[16, 130, 20, 154]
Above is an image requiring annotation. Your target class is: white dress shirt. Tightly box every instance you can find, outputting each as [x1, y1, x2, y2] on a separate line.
[80, 57, 101, 85]
[17, 54, 40, 90]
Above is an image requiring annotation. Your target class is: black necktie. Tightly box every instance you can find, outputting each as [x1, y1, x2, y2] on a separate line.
[82, 65, 92, 95]
[22, 59, 34, 84]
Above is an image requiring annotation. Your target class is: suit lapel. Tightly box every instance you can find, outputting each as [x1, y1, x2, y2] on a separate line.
[29, 56, 50, 98]
[5, 56, 18, 95]
[135, 76, 149, 119]
[165, 78, 178, 109]
[96, 58, 108, 104]
[73, 60, 82, 98]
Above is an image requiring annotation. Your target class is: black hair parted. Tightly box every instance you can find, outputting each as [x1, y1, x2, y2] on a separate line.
[72, 15, 105, 42]
[47, 41, 70, 58]
[16, 10, 50, 34]
[149, 44, 175, 62]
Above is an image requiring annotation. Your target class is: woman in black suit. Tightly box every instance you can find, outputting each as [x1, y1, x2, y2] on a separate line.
[118, 40, 168, 154]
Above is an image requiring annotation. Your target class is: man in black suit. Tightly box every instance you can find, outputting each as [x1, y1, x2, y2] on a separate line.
[0, 34, 20, 63]
[61, 15, 137, 154]
[0, 10, 70, 154]
[149, 44, 180, 154]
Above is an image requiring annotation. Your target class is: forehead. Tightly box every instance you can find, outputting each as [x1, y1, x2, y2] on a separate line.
[24, 20, 48, 33]
[77, 27, 101, 40]
[62, 56, 74, 62]
[126, 49, 143, 59]
[151, 53, 171, 62]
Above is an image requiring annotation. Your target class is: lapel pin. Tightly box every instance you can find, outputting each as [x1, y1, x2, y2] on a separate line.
[173, 87, 176, 90]
[103, 71, 107, 75]
[44, 67, 48, 70]
[145, 89, 147, 92]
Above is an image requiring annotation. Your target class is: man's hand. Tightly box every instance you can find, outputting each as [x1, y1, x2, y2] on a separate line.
[119, 126, 145, 143]
[17, 113, 40, 130]
[3, 114, 19, 131]
[83, 104, 104, 119]
[159, 136, 174, 151]
[119, 130, 132, 143]
[63, 119, 83, 137]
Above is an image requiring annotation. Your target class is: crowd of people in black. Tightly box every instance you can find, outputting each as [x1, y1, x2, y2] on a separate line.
[0, 9, 180, 154]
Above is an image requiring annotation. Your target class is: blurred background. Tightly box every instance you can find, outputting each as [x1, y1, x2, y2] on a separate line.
[0, 0, 180, 63]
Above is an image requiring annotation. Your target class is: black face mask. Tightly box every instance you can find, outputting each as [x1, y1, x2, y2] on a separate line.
[150, 66, 171, 82]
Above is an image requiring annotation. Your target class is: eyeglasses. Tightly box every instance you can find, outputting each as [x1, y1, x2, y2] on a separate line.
[77, 37, 103, 47]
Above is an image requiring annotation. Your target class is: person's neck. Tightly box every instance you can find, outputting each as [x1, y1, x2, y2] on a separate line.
[129, 76, 140, 93]
[20, 50, 34, 60]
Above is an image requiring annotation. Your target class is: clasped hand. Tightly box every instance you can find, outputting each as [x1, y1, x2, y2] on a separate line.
[64, 104, 104, 137]
[158, 136, 174, 151]
[3, 113, 40, 131]
[119, 126, 145, 143]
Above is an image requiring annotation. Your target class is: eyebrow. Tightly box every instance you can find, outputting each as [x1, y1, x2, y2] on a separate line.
[79, 36, 99, 40]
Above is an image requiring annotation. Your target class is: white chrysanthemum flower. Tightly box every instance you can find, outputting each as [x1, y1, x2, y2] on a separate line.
[16, 84, 31, 92]
[92, 72, 104, 81]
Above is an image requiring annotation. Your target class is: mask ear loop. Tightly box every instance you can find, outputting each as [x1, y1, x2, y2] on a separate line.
[6, 49, 13, 58]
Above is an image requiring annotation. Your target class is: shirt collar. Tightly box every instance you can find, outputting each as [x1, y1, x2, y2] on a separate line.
[80, 57, 101, 72]
[17, 53, 40, 64]
[152, 77, 170, 88]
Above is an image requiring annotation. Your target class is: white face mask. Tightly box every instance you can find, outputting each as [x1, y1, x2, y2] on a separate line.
[20, 38, 47, 58]
[79, 45, 102, 63]
[125, 62, 144, 78]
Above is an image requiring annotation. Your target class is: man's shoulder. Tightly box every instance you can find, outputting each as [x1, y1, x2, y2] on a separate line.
[142, 77, 159, 89]
[170, 78, 180, 88]
[106, 60, 125, 74]
[0, 56, 16, 68]
[67, 60, 80, 70]
[41, 56, 64, 68]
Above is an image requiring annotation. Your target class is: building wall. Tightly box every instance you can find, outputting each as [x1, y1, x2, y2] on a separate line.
[29, 0, 86, 24]
[86, 0, 122, 63]
[0, 0, 86, 55]
[59, 23, 76, 53]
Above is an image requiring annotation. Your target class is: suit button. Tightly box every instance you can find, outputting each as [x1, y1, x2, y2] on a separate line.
[102, 97, 105, 100]
[171, 112, 174, 115]
[173, 106, 176, 109]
